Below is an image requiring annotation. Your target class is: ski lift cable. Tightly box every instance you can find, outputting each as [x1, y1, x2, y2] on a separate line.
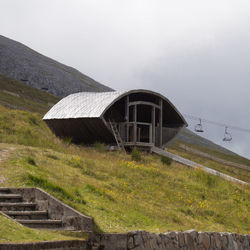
[183, 114, 250, 134]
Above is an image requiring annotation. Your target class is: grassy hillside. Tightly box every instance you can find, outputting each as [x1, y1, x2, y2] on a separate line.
[0, 104, 249, 240]
[0, 80, 249, 241]
[0, 74, 59, 114]
[176, 128, 239, 156]
[175, 129, 250, 165]
[168, 141, 250, 183]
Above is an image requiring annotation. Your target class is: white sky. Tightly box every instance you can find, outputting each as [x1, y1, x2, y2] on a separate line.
[1, 0, 250, 158]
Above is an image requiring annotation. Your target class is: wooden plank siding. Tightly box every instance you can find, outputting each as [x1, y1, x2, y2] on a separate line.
[45, 118, 116, 144]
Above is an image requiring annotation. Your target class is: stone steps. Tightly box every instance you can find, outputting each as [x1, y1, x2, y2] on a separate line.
[0, 188, 11, 194]
[17, 219, 63, 229]
[0, 188, 63, 230]
[0, 202, 37, 211]
[4, 210, 48, 220]
[0, 187, 93, 232]
[0, 194, 22, 202]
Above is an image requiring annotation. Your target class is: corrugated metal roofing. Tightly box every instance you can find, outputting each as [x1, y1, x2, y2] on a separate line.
[43, 89, 188, 127]
[43, 91, 126, 119]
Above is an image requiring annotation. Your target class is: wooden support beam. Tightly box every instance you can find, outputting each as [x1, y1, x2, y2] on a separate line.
[159, 99, 163, 147]
[133, 105, 137, 143]
[128, 101, 160, 109]
[138, 127, 141, 142]
[149, 124, 153, 143]
[152, 107, 155, 145]
[126, 96, 129, 142]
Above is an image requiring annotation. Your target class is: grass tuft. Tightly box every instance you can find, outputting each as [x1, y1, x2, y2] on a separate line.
[25, 156, 37, 166]
[26, 174, 72, 200]
[94, 142, 106, 153]
[193, 169, 217, 187]
[131, 148, 142, 162]
[160, 155, 173, 165]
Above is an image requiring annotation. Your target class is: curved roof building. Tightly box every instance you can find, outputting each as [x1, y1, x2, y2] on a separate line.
[43, 89, 187, 149]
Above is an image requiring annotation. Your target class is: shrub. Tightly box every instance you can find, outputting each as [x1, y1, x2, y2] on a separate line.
[46, 154, 59, 160]
[28, 115, 38, 126]
[25, 156, 36, 166]
[194, 169, 217, 187]
[94, 142, 106, 153]
[62, 137, 72, 145]
[68, 157, 83, 169]
[161, 155, 172, 165]
[131, 148, 142, 162]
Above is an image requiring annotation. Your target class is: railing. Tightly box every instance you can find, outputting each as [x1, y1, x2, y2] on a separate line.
[111, 122, 153, 146]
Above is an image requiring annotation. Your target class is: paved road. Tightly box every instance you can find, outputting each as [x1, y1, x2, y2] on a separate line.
[152, 147, 248, 185]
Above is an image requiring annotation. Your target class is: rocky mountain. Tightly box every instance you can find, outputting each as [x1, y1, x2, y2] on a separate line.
[0, 35, 112, 97]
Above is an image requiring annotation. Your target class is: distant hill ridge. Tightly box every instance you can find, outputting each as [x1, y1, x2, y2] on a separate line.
[0, 35, 112, 97]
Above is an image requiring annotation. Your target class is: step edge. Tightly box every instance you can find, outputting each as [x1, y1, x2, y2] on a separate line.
[0, 202, 36, 206]
[17, 219, 62, 224]
[4, 210, 47, 215]
[0, 194, 22, 197]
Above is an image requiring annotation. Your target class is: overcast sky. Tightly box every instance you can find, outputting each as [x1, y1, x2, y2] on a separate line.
[1, 0, 250, 158]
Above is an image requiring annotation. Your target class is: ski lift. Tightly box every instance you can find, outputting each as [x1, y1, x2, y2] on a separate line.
[195, 118, 204, 132]
[223, 127, 232, 142]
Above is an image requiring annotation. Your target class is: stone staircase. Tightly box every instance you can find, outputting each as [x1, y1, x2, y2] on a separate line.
[0, 187, 93, 231]
[0, 188, 63, 229]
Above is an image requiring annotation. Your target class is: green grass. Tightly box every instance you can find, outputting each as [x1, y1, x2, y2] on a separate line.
[0, 74, 59, 114]
[168, 141, 250, 183]
[0, 99, 249, 241]
[171, 139, 250, 167]
[0, 213, 83, 243]
[160, 155, 173, 165]
[0, 105, 65, 151]
[0, 144, 249, 234]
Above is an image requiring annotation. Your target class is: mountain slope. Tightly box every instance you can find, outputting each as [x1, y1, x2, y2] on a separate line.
[0, 74, 248, 165]
[0, 35, 112, 97]
[0, 74, 59, 114]
[0, 82, 249, 239]
[0, 104, 249, 235]
[177, 128, 236, 155]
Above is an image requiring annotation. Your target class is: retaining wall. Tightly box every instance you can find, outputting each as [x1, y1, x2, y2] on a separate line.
[0, 230, 249, 249]
[91, 230, 250, 250]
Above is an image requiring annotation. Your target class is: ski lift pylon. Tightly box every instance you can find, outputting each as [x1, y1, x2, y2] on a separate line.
[195, 118, 204, 132]
[223, 126, 232, 142]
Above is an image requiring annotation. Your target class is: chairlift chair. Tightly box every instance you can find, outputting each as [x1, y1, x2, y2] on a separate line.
[195, 118, 204, 132]
[223, 127, 232, 142]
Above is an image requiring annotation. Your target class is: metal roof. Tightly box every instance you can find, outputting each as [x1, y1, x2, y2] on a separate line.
[43, 89, 187, 125]
[43, 91, 126, 119]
